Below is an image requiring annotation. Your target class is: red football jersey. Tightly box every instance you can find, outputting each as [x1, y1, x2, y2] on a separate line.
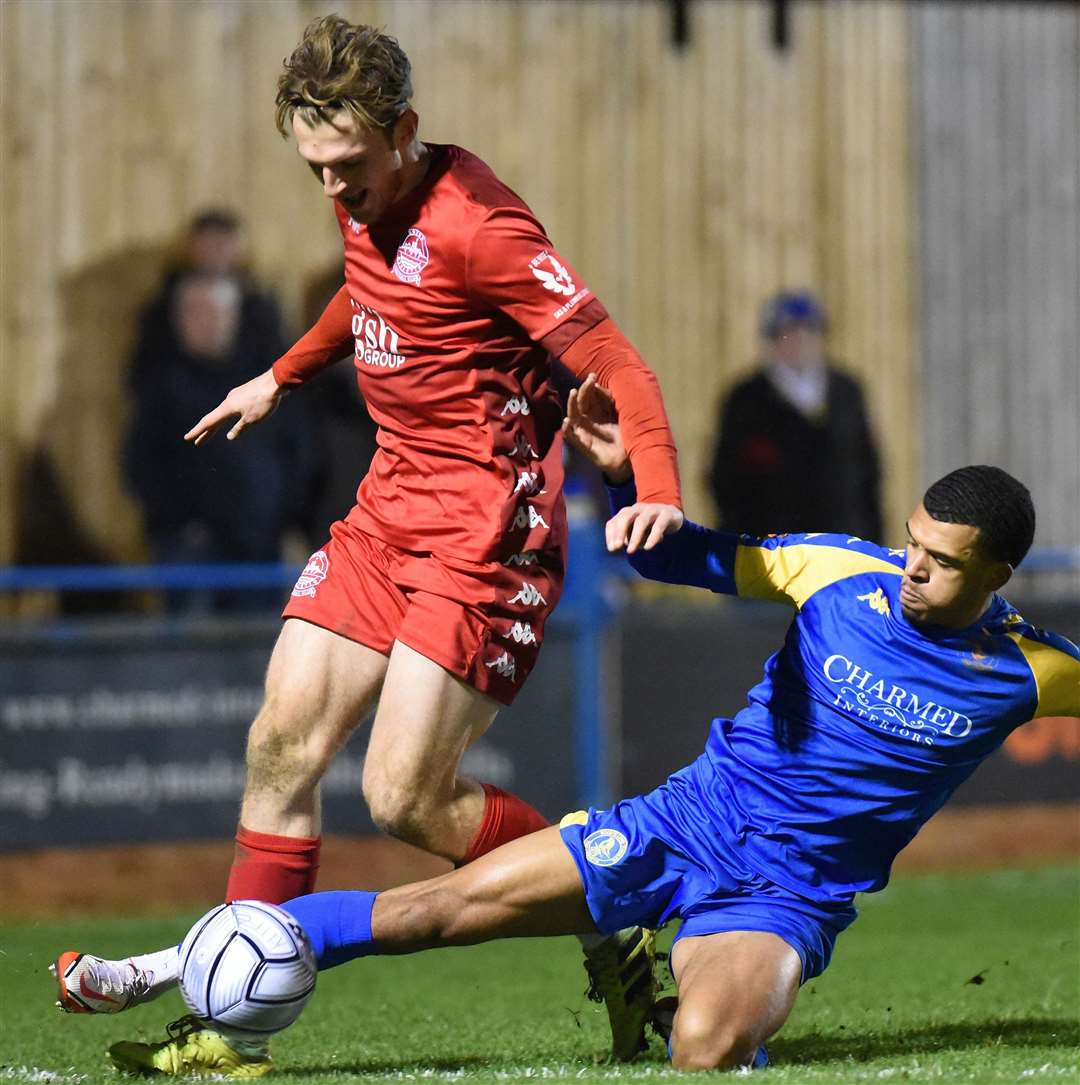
[280, 144, 607, 562]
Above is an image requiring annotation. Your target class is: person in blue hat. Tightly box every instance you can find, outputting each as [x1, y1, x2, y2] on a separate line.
[707, 290, 883, 541]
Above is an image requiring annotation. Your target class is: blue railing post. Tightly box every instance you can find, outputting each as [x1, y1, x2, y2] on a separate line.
[564, 502, 618, 811]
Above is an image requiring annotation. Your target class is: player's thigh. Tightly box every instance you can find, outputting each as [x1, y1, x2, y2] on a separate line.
[363, 640, 499, 800]
[260, 618, 389, 751]
[375, 825, 596, 945]
[669, 930, 801, 1070]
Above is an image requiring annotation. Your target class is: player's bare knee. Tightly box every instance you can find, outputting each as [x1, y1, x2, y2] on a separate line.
[365, 783, 436, 846]
[670, 1010, 760, 1071]
[363, 767, 450, 847]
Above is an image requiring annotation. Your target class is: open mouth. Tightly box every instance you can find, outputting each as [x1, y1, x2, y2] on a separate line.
[343, 190, 369, 214]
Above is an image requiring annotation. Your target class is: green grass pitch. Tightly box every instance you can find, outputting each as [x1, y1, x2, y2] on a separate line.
[1, 866, 1076, 1083]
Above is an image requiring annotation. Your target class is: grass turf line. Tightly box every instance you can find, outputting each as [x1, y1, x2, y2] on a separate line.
[1, 866, 1076, 1082]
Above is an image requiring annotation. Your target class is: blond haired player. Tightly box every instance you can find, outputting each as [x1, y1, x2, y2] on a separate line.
[53, 15, 682, 1064]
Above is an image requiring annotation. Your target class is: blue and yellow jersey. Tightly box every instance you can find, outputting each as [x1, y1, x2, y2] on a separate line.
[610, 483, 1080, 904]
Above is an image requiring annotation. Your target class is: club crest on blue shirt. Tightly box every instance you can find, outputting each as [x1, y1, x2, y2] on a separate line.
[584, 828, 629, 867]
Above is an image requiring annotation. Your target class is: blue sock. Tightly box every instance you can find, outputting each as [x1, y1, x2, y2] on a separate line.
[282, 891, 378, 971]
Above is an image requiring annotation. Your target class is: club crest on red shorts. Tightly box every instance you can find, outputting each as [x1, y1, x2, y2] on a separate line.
[292, 550, 329, 598]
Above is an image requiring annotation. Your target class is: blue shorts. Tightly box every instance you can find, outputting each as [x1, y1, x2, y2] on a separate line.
[559, 761, 857, 983]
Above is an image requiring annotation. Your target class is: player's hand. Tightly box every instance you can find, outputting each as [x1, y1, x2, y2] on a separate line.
[605, 502, 684, 554]
[184, 369, 284, 446]
[561, 374, 631, 483]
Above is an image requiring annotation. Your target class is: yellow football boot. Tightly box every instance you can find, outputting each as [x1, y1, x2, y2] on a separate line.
[108, 1015, 273, 1078]
[583, 926, 658, 1061]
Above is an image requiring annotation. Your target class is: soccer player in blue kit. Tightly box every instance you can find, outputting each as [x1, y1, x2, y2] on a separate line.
[63, 377, 1079, 1075]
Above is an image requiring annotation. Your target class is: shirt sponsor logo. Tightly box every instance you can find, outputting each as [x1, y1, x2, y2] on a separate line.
[530, 251, 576, 297]
[508, 582, 547, 607]
[391, 227, 429, 285]
[584, 828, 628, 867]
[857, 588, 890, 617]
[292, 551, 329, 598]
[504, 621, 537, 645]
[485, 651, 517, 680]
[351, 303, 407, 369]
[552, 286, 591, 321]
[822, 654, 974, 745]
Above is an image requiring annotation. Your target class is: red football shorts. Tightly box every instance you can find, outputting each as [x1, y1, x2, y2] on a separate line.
[282, 519, 565, 706]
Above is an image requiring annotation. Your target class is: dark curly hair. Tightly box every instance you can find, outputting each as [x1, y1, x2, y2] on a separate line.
[923, 466, 1035, 568]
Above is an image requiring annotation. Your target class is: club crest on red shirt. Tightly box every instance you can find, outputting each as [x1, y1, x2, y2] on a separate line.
[392, 228, 430, 285]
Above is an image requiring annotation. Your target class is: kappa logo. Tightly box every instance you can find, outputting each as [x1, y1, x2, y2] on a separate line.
[584, 828, 628, 868]
[392, 227, 429, 285]
[504, 550, 539, 567]
[347, 216, 362, 235]
[529, 251, 576, 297]
[501, 396, 530, 416]
[512, 505, 549, 530]
[292, 551, 329, 598]
[504, 621, 537, 645]
[510, 432, 538, 461]
[857, 587, 891, 617]
[508, 582, 547, 607]
[513, 472, 544, 495]
[485, 651, 517, 680]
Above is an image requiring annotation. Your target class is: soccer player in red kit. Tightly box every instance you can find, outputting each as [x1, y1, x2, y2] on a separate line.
[52, 15, 681, 1067]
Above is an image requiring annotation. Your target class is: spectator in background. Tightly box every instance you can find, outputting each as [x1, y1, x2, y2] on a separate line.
[124, 271, 315, 612]
[130, 210, 289, 394]
[707, 290, 882, 541]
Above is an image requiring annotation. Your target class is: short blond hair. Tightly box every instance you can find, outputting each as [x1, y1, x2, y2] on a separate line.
[275, 15, 412, 139]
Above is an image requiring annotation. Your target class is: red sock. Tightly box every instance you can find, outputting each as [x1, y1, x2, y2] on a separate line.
[460, 783, 549, 865]
[224, 825, 321, 904]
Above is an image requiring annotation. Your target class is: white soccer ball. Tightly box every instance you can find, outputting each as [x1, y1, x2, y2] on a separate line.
[178, 900, 317, 1038]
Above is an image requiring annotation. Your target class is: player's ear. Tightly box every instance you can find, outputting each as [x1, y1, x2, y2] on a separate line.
[392, 109, 418, 150]
[987, 561, 1012, 592]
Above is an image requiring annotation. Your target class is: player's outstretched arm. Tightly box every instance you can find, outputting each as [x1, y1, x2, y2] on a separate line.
[563, 375, 684, 553]
[184, 368, 284, 446]
[185, 285, 359, 446]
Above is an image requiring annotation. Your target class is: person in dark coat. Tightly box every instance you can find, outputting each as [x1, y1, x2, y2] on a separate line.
[124, 270, 315, 611]
[708, 291, 883, 542]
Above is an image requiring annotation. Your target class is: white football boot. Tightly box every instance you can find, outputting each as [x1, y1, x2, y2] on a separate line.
[51, 951, 166, 1014]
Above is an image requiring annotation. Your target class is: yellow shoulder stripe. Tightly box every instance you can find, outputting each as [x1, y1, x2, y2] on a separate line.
[735, 543, 902, 609]
[559, 810, 589, 829]
[1008, 632, 1080, 719]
